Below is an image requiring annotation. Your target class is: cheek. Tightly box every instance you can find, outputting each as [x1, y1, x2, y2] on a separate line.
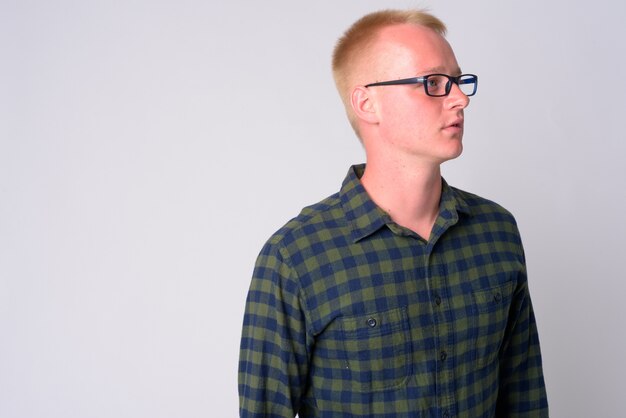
[378, 92, 437, 138]
[392, 106, 431, 137]
[380, 113, 428, 146]
[383, 96, 418, 123]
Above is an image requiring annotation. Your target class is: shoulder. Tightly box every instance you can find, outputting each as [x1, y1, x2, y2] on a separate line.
[250, 193, 345, 296]
[447, 185, 529, 275]
[451, 185, 519, 225]
[262, 191, 347, 260]
[448, 184, 526, 250]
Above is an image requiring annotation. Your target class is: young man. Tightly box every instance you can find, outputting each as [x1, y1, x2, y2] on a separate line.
[239, 9, 548, 418]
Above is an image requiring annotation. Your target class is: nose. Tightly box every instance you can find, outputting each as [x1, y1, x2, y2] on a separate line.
[446, 82, 470, 109]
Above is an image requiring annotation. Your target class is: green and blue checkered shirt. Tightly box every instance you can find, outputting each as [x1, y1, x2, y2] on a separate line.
[239, 164, 548, 417]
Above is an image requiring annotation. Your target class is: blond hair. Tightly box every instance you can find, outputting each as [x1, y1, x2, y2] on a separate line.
[332, 10, 447, 136]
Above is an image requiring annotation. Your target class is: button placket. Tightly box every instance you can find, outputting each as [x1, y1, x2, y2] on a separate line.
[494, 291, 502, 303]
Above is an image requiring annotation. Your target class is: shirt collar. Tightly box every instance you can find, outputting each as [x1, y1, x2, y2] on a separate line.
[340, 164, 472, 243]
[440, 178, 472, 218]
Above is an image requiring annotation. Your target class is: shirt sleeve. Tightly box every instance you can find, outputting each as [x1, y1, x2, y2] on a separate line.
[238, 240, 311, 417]
[496, 267, 549, 417]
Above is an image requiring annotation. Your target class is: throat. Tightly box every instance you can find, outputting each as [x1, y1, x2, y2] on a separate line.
[359, 160, 444, 241]
[388, 210, 438, 241]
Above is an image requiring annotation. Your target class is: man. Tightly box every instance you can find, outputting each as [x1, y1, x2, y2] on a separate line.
[239, 9, 548, 418]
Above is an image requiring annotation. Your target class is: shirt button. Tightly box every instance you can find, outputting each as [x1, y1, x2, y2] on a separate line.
[434, 295, 442, 306]
[366, 317, 377, 328]
[494, 292, 502, 303]
[440, 350, 448, 361]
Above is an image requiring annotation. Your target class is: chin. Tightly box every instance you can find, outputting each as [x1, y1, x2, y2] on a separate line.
[447, 139, 464, 156]
[454, 143, 464, 157]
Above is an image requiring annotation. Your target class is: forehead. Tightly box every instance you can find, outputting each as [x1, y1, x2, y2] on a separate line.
[372, 23, 459, 74]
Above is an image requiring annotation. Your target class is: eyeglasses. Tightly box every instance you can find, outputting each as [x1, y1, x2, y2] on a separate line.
[364, 73, 478, 97]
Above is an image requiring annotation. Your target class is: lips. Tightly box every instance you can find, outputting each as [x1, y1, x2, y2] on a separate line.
[443, 118, 463, 130]
[445, 118, 464, 129]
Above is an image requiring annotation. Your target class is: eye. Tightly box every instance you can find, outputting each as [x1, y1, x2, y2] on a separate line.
[424, 75, 448, 95]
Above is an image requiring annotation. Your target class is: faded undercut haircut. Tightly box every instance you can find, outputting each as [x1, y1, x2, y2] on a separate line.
[332, 9, 447, 138]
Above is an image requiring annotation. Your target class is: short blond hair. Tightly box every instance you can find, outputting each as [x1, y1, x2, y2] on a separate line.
[332, 10, 447, 136]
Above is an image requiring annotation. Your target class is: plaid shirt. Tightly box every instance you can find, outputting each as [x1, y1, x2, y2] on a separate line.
[239, 165, 548, 417]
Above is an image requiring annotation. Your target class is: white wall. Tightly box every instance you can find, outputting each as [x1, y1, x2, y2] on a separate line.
[1, 0, 624, 416]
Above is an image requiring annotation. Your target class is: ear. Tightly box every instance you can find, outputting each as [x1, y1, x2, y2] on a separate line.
[350, 86, 379, 125]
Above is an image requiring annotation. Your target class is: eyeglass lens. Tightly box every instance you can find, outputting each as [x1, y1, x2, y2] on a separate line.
[426, 75, 476, 96]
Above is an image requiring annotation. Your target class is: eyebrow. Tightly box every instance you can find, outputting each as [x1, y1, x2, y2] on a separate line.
[418, 66, 463, 75]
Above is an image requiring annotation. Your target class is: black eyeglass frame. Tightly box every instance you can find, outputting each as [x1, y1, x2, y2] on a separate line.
[364, 73, 478, 97]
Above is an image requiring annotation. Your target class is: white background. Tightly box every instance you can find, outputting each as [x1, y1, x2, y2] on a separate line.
[1, 0, 625, 417]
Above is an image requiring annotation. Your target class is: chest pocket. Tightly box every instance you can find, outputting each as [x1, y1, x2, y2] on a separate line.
[340, 306, 412, 392]
[473, 281, 514, 367]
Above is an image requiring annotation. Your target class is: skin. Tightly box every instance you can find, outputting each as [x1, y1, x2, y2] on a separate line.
[349, 23, 470, 240]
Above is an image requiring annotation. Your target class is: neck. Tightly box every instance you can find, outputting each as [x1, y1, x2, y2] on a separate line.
[360, 158, 443, 240]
